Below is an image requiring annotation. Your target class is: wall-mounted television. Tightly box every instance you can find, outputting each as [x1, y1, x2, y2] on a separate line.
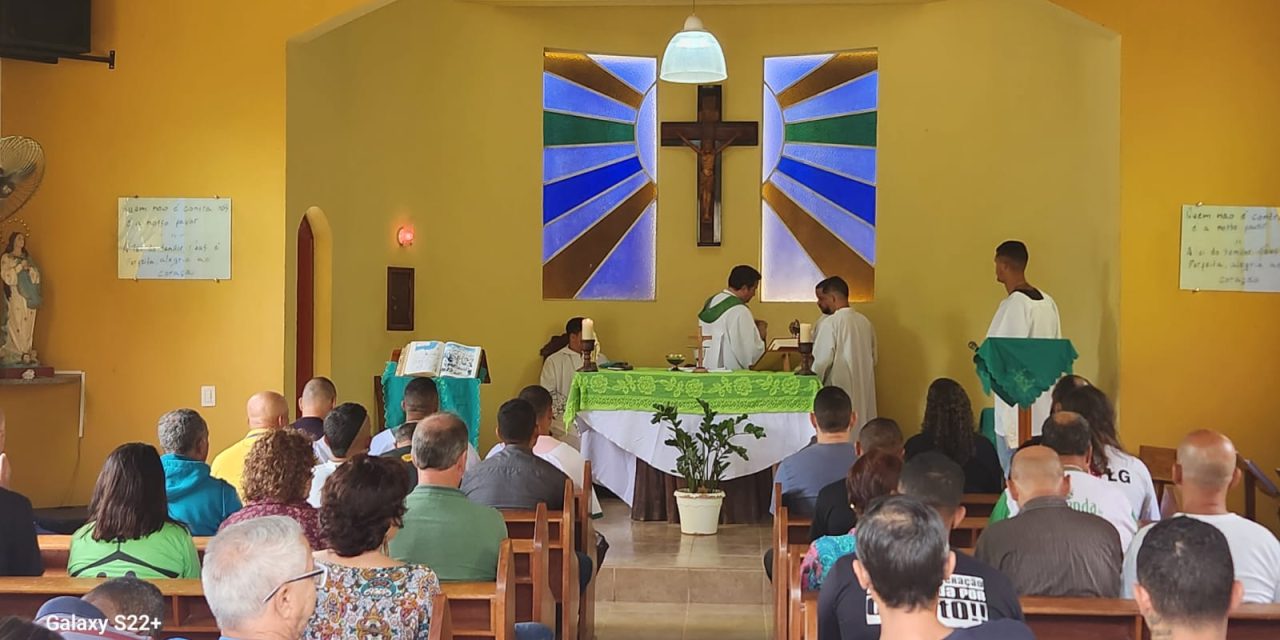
[0, 0, 91, 58]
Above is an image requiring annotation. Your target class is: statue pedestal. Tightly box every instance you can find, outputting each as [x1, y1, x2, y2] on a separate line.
[0, 365, 54, 380]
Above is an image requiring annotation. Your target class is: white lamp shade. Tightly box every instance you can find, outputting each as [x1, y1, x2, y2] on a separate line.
[660, 15, 727, 84]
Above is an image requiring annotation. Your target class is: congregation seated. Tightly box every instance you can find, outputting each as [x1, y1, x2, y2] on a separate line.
[210, 391, 290, 497]
[1134, 517, 1245, 640]
[36, 577, 164, 639]
[539, 316, 609, 447]
[0, 617, 59, 640]
[976, 445, 1122, 597]
[369, 377, 481, 468]
[810, 417, 904, 539]
[388, 412, 553, 640]
[464, 397, 594, 592]
[0, 409, 41, 577]
[903, 378, 1003, 494]
[69, 443, 200, 579]
[203, 516, 322, 640]
[1122, 430, 1280, 603]
[800, 448, 901, 591]
[157, 408, 241, 535]
[849, 495, 1034, 639]
[1058, 384, 1160, 521]
[819, 452, 1023, 639]
[1049, 373, 1090, 409]
[991, 412, 1138, 548]
[774, 386, 859, 518]
[308, 454, 440, 639]
[379, 420, 418, 484]
[306, 402, 369, 507]
[219, 429, 326, 551]
[291, 376, 336, 442]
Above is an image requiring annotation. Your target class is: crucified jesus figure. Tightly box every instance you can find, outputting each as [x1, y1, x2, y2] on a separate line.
[678, 132, 741, 224]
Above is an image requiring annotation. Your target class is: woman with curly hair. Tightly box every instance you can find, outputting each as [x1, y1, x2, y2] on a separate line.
[904, 378, 1003, 493]
[219, 429, 326, 550]
[798, 449, 901, 591]
[1058, 385, 1160, 521]
[306, 454, 438, 639]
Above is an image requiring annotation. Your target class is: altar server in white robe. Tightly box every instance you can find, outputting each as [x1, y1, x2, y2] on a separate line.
[698, 265, 766, 370]
[539, 317, 608, 448]
[811, 276, 877, 429]
[987, 240, 1062, 472]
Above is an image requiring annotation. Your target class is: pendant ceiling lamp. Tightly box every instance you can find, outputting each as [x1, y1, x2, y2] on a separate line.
[659, 3, 727, 84]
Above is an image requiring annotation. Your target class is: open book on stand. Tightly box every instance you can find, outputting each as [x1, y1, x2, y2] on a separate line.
[395, 341, 484, 378]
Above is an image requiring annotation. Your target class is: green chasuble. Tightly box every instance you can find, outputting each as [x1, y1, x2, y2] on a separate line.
[698, 293, 745, 323]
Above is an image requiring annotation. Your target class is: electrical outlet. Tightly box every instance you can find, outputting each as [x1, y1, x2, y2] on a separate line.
[201, 386, 216, 407]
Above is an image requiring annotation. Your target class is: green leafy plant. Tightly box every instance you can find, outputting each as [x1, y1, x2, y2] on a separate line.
[651, 399, 767, 494]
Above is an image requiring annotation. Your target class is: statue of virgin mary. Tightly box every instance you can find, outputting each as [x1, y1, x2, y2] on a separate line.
[0, 232, 42, 365]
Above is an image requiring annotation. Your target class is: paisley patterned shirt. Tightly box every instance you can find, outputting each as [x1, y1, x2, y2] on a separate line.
[306, 561, 442, 639]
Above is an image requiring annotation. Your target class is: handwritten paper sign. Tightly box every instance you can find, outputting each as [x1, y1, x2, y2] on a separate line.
[117, 197, 231, 280]
[1180, 204, 1280, 293]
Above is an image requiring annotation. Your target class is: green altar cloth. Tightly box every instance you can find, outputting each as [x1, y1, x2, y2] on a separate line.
[564, 368, 822, 425]
[380, 362, 482, 448]
[973, 338, 1078, 408]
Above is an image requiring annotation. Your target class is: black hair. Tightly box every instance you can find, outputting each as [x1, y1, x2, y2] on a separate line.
[323, 402, 368, 457]
[1137, 517, 1235, 629]
[1042, 411, 1092, 457]
[2, 232, 26, 300]
[402, 377, 439, 419]
[813, 386, 853, 433]
[1050, 374, 1091, 407]
[727, 265, 762, 290]
[518, 385, 554, 417]
[539, 317, 584, 359]
[855, 495, 950, 612]
[920, 378, 977, 466]
[995, 240, 1029, 269]
[85, 577, 165, 632]
[899, 451, 965, 519]
[0, 616, 62, 640]
[88, 443, 181, 542]
[1058, 385, 1124, 474]
[320, 454, 412, 557]
[497, 398, 538, 444]
[816, 276, 850, 298]
[858, 417, 903, 454]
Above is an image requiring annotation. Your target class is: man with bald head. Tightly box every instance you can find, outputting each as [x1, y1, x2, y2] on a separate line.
[210, 391, 290, 498]
[977, 445, 1122, 596]
[291, 377, 336, 441]
[1122, 430, 1280, 603]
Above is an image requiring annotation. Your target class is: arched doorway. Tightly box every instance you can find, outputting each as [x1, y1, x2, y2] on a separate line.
[296, 216, 316, 401]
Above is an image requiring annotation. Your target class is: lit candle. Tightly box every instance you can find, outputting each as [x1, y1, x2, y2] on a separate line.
[581, 318, 596, 340]
[799, 322, 813, 343]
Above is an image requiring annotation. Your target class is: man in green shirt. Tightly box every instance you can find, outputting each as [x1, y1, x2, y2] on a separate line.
[389, 412, 507, 582]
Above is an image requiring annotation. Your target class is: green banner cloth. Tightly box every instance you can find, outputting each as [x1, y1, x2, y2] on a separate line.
[973, 338, 1078, 408]
[380, 362, 482, 449]
[564, 368, 821, 425]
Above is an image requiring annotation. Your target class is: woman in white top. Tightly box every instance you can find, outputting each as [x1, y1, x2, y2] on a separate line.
[1059, 384, 1161, 522]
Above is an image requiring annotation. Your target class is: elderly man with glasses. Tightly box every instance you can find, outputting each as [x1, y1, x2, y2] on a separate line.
[203, 516, 323, 640]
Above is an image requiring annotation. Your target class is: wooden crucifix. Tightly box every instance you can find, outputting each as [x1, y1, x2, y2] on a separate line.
[661, 85, 759, 247]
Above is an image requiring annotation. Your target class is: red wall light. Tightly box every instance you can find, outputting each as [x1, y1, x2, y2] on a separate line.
[397, 225, 415, 247]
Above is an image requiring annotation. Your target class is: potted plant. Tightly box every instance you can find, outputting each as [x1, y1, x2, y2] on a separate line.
[651, 399, 766, 535]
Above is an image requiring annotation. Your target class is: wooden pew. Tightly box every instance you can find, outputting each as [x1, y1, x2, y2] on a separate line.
[804, 589, 817, 640]
[1236, 456, 1280, 522]
[508, 503, 556, 630]
[1022, 596, 1280, 640]
[441, 539, 517, 640]
[1139, 445, 1176, 510]
[950, 516, 989, 555]
[430, 590, 454, 640]
[577, 460, 598, 640]
[0, 576, 217, 639]
[39, 535, 211, 576]
[502, 481, 579, 640]
[772, 483, 812, 640]
[786, 546, 807, 640]
[961, 493, 1001, 519]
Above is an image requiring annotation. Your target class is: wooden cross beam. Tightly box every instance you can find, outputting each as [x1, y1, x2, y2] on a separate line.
[661, 85, 759, 247]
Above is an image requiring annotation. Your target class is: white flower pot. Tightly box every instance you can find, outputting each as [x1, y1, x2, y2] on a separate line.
[674, 489, 725, 535]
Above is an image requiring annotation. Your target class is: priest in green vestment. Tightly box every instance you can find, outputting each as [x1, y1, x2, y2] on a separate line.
[697, 265, 766, 370]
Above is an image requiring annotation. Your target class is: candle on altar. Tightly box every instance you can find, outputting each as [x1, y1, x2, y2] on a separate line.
[798, 322, 813, 343]
[582, 318, 596, 340]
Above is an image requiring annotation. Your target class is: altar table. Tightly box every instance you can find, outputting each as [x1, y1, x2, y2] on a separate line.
[566, 369, 821, 523]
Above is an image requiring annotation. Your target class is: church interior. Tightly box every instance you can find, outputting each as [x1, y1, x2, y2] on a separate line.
[0, 0, 1278, 638]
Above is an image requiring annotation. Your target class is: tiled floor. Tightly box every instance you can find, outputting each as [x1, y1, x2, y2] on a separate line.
[593, 499, 772, 638]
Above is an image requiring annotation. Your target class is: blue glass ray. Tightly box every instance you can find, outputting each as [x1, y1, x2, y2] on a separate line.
[761, 201, 825, 302]
[776, 157, 876, 226]
[762, 87, 784, 181]
[782, 143, 877, 185]
[636, 87, 658, 182]
[587, 55, 657, 94]
[544, 144, 636, 184]
[770, 171, 876, 264]
[544, 156, 644, 224]
[783, 72, 878, 123]
[543, 171, 650, 262]
[764, 54, 833, 94]
[544, 72, 637, 123]
[577, 202, 657, 300]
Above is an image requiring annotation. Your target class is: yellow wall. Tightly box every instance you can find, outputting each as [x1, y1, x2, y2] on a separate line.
[1054, 0, 1280, 531]
[287, 0, 1120, 453]
[0, 0, 373, 506]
